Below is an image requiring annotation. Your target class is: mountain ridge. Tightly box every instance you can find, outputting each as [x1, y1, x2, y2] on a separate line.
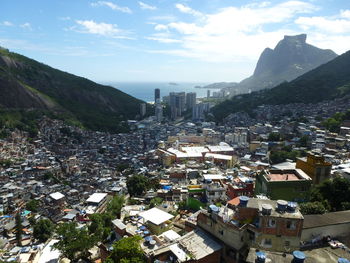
[203, 34, 337, 95]
[211, 49, 350, 121]
[0, 47, 146, 132]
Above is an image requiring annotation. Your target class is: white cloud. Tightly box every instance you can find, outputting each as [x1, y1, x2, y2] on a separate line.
[175, 3, 202, 17]
[154, 24, 168, 31]
[20, 22, 32, 30]
[296, 12, 350, 34]
[148, 1, 350, 63]
[138, 1, 157, 10]
[146, 37, 181, 43]
[149, 15, 177, 22]
[1, 21, 13, 26]
[73, 20, 131, 38]
[91, 1, 132, 14]
[340, 9, 350, 19]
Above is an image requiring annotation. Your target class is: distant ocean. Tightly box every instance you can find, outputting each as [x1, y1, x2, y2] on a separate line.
[107, 82, 217, 102]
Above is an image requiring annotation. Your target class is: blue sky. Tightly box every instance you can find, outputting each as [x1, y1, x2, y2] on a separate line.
[1, 0, 349, 83]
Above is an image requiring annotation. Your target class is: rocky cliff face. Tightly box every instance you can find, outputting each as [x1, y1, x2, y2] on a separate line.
[254, 34, 336, 77]
[236, 34, 337, 93]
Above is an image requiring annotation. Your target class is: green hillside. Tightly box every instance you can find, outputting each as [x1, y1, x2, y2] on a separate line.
[212, 50, 350, 121]
[0, 47, 146, 133]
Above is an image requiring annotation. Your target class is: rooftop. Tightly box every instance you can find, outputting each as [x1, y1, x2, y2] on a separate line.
[38, 239, 60, 263]
[303, 210, 350, 229]
[49, 192, 65, 200]
[177, 229, 222, 261]
[268, 173, 300, 181]
[86, 193, 107, 204]
[265, 169, 311, 182]
[139, 207, 174, 225]
[205, 153, 232, 161]
[247, 198, 303, 219]
[203, 174, 225, 180]
[246, 247, 350, 263]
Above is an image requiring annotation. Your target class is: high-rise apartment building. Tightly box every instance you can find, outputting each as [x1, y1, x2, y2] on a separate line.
[154, 88, 160, 103]
[155, 103, 163, 122]
[192, 102, 210, 121]
[186, 92, 196, 110]
[169, 92, 185, 120]
[140, 103, 146, 117]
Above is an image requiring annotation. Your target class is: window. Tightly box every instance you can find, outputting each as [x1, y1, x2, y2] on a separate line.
[268, 219, 276, 228]
[286, 220, 296, 230]
[263, 238, 272, 247]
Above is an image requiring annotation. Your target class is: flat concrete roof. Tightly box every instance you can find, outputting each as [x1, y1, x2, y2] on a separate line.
[139, 207, 174, 225]
[86, 193, 107, 204]
[178, 228, 222, 260]
[265, 169, 311, 182]
[303, 210, 350, 229]
[247, 198, 303, 219]
[38, 239, 60, 263]
[205, 153, 232, 161]
[49, 192, 65, 200]
[268, 173, 300, 181]
[246, 247, 350, 263]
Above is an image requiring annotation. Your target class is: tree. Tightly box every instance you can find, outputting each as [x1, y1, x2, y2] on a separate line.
[33, 219, 55, 243]
[269, 150, 301, 164]
[15, 212, 23, 246]
[300, 202, 327, 215]
[268, 132, 280, 142]
[88, 213, 113, 242]
[298, 135, 310, 148]
[311, 177, 350, 212]
[54, 222, 97, 261]
[177, 200, 187, 211]
[107, 195, 125, 218]
[149, 197, 163, 208]
[126, 175, 149, 196]
[107, 236, 145, 263]
[26, 199, 39, 213]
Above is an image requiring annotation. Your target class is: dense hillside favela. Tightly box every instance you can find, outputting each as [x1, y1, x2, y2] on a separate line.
[1, 1, 350, 263]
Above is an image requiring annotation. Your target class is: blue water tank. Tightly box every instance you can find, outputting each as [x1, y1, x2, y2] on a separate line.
[239, 196, 250, 207]
[209, 204, 219, 213]
[287, 202, 297, 212]
[292, 251, 306, 263]
[277, 200, 288, 212]
[338, 258, 350, 263]
[256, 251, 266, 263]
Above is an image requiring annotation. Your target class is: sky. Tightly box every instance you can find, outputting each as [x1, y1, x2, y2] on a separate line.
[1, 0, 350, 83]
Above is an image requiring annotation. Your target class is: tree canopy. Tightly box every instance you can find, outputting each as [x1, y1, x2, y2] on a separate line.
[107, 195, 125, 218]
[268, 132, 281, 142]
[88, 213, 113, 242]
[107, 236, 145, 263]
[54, 222, 97, 261]
[321, 110, 350, 133]
[310, 176, 350, 212]
[33, 219, 55, 243]
[126, 175, 150, 196]
[300, 201, 327, 215]
[26, 199, 39, 213]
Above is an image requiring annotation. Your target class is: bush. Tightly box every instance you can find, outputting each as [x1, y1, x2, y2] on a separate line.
[300, 202, 327, 215]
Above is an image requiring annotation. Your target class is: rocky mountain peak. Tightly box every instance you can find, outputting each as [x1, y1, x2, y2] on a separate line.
[283, 34, 307, 44]
[252, 33, 337, 79]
